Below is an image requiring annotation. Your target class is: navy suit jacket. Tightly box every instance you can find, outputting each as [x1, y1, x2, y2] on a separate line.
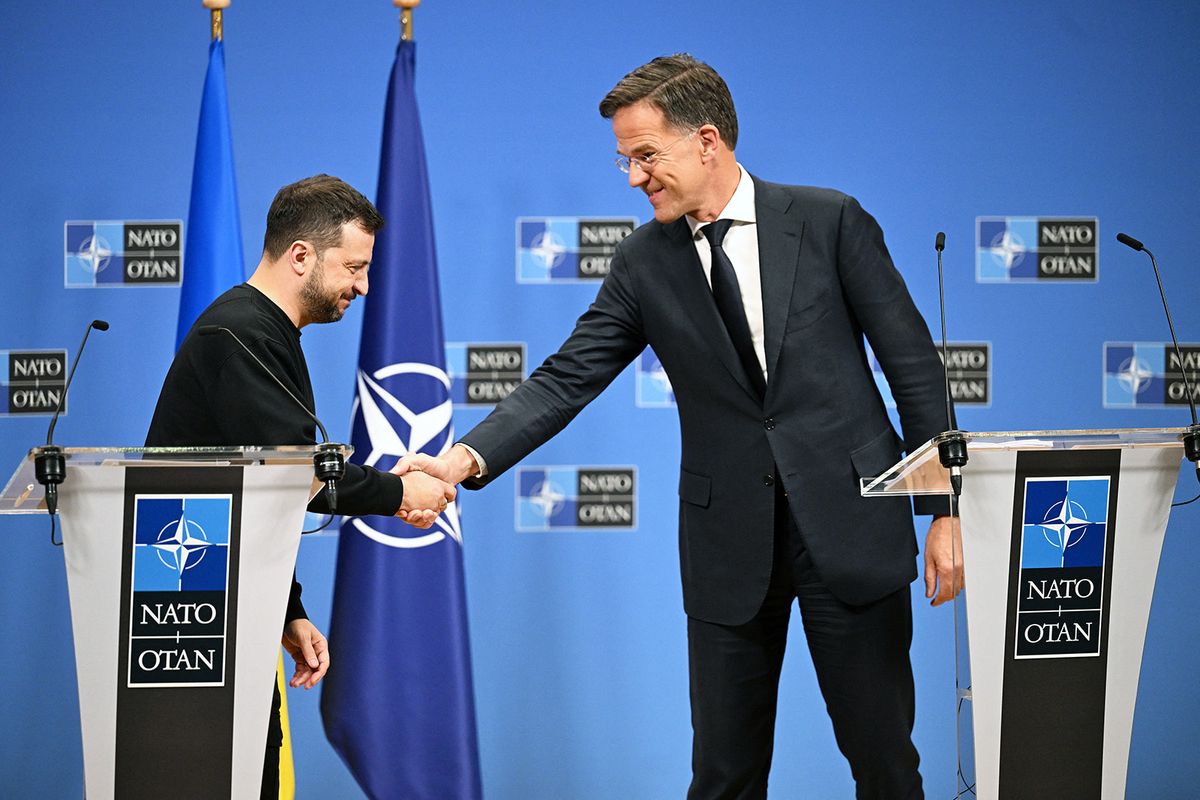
[462, 177, 951, 624]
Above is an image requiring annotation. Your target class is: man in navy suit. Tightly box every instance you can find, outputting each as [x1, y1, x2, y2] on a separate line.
[401, 54, 960, 799]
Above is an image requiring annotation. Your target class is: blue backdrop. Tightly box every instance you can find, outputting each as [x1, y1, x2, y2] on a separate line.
[2, 2, 1198, 797]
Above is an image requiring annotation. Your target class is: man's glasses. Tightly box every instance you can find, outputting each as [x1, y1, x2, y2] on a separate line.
[614, 131, 696, 174]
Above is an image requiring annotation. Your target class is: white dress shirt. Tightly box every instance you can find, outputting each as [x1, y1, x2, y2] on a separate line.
[685, 165, 768, 383]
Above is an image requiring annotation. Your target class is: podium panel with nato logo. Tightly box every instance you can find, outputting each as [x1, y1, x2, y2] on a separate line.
[862, 428, 1188, 800]
[1, 445, 334, 799]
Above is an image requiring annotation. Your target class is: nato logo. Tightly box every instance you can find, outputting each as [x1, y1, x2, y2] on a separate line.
[1014, 477, 1109, 659]
[65, 220, 182, 287]
[516, 466, 637, 531]
[516, 217, 637, 283]
[346, 360, 463, 549]
[446, 342, 526, 407]
[1, 349, 66, 416]
[869, 342, 991, 407]
[976, 217, 1098, 282]
[128, 495, 230, 686]
[636, 348, 674, 408]
[1104, 341, 1200, 408]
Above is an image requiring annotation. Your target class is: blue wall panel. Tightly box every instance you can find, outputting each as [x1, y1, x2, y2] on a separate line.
[2, 2, 1197, 797]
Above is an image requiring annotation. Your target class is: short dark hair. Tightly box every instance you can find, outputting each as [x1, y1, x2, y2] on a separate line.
[598, 54, 738, 149]
[262, 174, 384, 259]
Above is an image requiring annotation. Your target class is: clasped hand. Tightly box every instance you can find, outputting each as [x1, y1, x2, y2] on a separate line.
[390, 447, 479, 529]
[392, 463, 457, 529]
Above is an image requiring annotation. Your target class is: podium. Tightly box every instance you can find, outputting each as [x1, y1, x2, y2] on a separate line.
[1, 445, 335, 800]
[862, 428, 1189, 800]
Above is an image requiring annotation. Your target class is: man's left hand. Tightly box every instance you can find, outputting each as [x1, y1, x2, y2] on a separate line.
[924, 515, 964, 607]
[282, 618, 330, 689]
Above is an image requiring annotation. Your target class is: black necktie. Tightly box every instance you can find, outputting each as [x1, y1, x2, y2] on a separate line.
[702, 219, 766, 399]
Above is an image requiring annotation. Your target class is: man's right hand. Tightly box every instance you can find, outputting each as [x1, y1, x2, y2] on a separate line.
[397, 471, 456, 529]
[394, 444, 480, 486]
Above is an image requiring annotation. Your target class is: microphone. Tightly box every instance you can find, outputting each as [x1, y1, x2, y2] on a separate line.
[933, 232, 967, 496]
[35, 320, 109, 519]
[197, 325, 347, 511]
[1115, 233, 1200, 481]
[1115, 232, 1143, 252]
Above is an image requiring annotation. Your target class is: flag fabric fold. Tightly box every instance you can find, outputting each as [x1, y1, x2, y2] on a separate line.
[321, 39, 483, 800]
[177, 39, 245, 349]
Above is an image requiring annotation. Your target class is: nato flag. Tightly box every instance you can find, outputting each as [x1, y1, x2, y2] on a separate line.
[320, 39, 483, 800]
[176, 39, 245, 350]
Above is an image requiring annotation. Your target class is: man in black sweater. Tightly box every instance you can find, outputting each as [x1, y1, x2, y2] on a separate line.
[146, 174, 454, 798]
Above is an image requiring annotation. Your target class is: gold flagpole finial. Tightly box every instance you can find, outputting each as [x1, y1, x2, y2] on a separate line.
[203, 0, 231, 42]
[395, 0, 421, 41]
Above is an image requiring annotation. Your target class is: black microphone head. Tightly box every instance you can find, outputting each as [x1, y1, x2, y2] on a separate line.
[197, 325, 222, 336]
[91, 319, 110, 331]
[935, 231, 946, 252]
[1116, 232, 1144, 252]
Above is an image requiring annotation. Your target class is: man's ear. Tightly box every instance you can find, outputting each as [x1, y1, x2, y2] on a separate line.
[697, 124, 723, 162]
[287, 240, 315, 276]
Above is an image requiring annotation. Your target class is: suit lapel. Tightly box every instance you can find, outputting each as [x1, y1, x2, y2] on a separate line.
[659, 217, 761, 402]
[754, 177, 804, 388]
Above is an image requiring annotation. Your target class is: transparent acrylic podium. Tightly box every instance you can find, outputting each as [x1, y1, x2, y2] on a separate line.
[862, 428, 1189, 800]
[1, 445, 331, 512]
[1, 445, 344, 800]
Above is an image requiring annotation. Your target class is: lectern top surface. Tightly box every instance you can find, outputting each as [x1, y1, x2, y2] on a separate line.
[861, 427, 1189, 498]
[0, 444, 351, 515]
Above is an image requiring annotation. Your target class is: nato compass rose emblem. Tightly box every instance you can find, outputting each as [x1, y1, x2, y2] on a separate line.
[153, 513, 213, 589]
[528, 478, 567, 519]
[348, 361, 463, 549]
[986, 227, 1028, 274]
[75, 232, 114, 275]
[529, 230, 568, 274]
[1116, 355, 1154, 396]
[1035, 497, 1091, 566]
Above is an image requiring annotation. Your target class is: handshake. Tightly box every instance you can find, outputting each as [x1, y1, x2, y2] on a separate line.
[388, 444, 481, 529]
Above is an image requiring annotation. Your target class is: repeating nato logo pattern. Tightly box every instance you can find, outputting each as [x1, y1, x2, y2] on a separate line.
[128, 495, 231, 686]
[64, 220, 183, 287]
[0, 349, 67, 415]
[445, 342, 526, 407]
[516, 466, 637, 531]
[516, 217, 636, 282]
[1104, 342, 1200, 407]
[1015, 477, 1109, 659]
[976, 217, 1098, 283]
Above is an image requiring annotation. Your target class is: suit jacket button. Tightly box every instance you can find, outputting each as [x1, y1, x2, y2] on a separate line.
[763, 474, 775, 486]
[763, 417, 776, 430]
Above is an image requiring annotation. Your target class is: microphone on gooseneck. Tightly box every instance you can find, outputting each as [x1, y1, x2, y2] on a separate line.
[1115, 233, 1200, 483]
[933, 232, 967, 497]
[197, 325, 347, 512]
[35, 319, 109, 527]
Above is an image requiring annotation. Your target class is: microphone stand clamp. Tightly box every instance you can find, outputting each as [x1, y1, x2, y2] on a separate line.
[34, 445, 66, 517]
[313, 442, 347, 513]
[937, 430, 968, 498]
[1183, 424, 1200, 483]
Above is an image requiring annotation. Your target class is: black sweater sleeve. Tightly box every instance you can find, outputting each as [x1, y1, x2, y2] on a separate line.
[206, 341, 406, 517]
[307, 462, 405, 516]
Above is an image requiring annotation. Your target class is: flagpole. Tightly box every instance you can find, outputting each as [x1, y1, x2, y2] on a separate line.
[395, 0, 420, 41]
[204, 0, 230, 42]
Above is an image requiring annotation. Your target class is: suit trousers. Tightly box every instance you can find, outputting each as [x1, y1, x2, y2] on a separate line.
[685, 490, 923, 800]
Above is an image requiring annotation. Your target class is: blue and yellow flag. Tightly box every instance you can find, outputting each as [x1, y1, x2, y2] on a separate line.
[176, 39, 244, 348]
[180, 38, 295, 798]
[321, 38, 483, 800]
